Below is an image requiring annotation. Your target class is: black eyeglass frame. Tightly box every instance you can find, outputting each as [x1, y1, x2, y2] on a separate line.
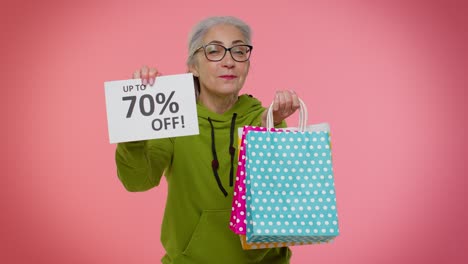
[194, 44, 253, 62]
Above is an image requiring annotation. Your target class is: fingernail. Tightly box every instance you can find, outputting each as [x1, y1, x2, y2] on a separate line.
[142, 79, 148, 85]
[149, 78, 155, 86]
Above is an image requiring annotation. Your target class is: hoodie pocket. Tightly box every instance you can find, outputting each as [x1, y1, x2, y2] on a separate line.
[181, 209, 244, 263]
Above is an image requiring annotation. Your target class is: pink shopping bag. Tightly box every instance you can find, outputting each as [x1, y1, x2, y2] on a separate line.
[229, 125, 283, 234]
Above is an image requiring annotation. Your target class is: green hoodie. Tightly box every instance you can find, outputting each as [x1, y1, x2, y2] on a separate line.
[115, 94, 291, 264]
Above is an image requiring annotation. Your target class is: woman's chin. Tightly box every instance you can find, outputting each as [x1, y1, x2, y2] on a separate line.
[211, 86, 241, 96]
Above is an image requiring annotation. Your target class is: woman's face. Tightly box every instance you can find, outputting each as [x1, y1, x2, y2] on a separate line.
[190, 24, 250, 98]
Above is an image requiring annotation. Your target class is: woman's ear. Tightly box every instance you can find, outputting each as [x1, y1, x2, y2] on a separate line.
[189, 64, 199, 77]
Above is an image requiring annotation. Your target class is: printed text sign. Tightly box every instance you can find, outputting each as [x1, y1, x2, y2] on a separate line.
[104, 73, 199, 143]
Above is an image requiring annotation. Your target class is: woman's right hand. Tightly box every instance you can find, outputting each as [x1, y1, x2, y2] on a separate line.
[133, 65, 161, 86]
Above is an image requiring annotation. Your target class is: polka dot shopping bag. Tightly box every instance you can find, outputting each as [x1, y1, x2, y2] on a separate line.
[230, 125, 322, 250]
[244, 99, 339, 245]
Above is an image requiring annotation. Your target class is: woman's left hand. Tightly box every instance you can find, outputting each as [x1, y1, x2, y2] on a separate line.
[262, 90, 300, 126]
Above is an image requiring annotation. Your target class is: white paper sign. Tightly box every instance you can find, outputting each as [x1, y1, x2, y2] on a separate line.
[104, 73, 199, 143]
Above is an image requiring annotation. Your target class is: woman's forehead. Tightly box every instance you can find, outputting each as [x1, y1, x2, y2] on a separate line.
[203, 24, 246, 44]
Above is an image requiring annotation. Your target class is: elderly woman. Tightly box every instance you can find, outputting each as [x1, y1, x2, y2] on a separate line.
[115, 16, 299, 264]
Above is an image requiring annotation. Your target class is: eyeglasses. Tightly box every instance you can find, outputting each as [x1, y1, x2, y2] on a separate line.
[195, 44, 253, 62]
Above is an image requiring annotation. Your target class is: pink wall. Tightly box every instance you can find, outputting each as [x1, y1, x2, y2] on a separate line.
[2, 0, 467, 263]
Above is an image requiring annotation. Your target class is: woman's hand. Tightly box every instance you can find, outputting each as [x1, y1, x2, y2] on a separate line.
[261, 90, 300, 127]
[133, 65, 161, 86]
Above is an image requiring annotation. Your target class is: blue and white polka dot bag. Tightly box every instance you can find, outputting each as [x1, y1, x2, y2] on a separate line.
[245, 99, 339, 244]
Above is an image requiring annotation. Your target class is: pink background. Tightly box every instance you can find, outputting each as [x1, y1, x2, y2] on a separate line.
[2, 0, 467, 263]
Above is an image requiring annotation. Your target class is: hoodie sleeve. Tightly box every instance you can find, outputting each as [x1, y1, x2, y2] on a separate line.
[115, 138, 174, 192]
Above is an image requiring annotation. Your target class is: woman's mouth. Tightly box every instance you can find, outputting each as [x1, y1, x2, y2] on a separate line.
[219, 75, 237, 80]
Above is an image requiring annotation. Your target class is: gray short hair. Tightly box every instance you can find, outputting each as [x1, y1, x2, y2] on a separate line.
[186, 16, 252, 66]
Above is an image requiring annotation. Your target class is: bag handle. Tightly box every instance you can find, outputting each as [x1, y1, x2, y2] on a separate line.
[266, 98, 308, 131]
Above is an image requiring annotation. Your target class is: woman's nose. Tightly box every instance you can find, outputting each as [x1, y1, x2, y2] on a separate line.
[221, 51, 235, 68]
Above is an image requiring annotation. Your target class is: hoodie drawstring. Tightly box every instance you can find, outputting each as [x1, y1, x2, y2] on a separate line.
[208, 113, 237, 197]
[229, 113, 237, 187]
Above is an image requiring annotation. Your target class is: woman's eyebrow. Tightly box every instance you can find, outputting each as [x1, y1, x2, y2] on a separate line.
[231, 40, 245, 45]
[207, 40, 246, 45]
